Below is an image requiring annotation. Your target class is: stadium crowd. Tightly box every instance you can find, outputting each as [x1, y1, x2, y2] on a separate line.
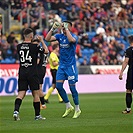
[0, 0, 133, 65]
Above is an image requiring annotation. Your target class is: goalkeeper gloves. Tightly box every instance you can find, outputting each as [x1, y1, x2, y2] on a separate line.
[51, 22, 60, 31]
[63, 22, 68, 30]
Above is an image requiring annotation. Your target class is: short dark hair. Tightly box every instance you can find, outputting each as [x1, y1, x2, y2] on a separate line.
[52, 44, 59, 50]
[32, 39, 40, 43]
[10, 31, 15, 34]
[128, 35, 133, 43]
[63, 20, 72, 26]
[23, 28, 33, 36]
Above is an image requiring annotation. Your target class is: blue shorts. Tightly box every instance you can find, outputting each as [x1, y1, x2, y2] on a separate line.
[56, 65, 78, 84]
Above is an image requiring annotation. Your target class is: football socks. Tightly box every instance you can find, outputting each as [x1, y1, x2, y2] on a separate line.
[33, 102, 40, 116]
[126, 93, 132, 108]
[69, 85, 79, 105]
[14, 98, 22, 112]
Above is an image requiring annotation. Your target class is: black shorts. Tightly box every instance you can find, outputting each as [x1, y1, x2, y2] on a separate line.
[18, 67, 40, 91]
[50, 69, 57, 84]
[37, 66, 46, 84]
[126, 69, 133, 90]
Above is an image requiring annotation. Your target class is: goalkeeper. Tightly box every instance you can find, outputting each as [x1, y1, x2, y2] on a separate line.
[45, 20, 81, 119]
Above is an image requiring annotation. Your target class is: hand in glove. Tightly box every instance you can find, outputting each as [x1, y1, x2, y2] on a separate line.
[51, 22, 60, 31]
[63, 22, 68, 30]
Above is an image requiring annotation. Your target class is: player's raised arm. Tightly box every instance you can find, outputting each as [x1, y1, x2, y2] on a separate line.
[37, 35, 49, 54]
[45, 22, 60, 42]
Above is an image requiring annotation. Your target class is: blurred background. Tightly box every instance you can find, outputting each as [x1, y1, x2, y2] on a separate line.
[0, 0, 132, 95]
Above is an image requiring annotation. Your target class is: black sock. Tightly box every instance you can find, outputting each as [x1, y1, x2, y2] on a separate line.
[33, 102, 40, 116]
[40, 97, 45, 105]
[126, 93, 132, 108]
[14, 98, 22, 112]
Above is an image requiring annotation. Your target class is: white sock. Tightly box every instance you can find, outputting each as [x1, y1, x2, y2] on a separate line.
[127, 108, 131, 111]
[66, 102, 72, 109]
[75, 105, 80, 111]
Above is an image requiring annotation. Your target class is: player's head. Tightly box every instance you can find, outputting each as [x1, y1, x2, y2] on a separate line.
[32, 35, 40, 44]
[23, 28, 34, 41]
[52, 43, 59, 51]
[128, 34, 133, 44]
[62, 20, 72, 33]
[32, 39, 40, 44]
[63, 20, 72, 27]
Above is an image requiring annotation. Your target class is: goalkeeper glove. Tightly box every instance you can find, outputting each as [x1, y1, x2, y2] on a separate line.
[63, 22, 68, 30]
[51, 22, 60, 31]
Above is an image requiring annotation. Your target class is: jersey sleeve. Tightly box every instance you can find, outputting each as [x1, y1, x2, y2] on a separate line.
[54, 34, 60, 41]
[38, 53, 41, 59]
[37, 45, 44, 53]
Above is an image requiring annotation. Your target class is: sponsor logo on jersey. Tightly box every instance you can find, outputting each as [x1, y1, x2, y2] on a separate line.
[60, 43, 70, 48]
[21, 63, 32, 67]
[68, 76, 75, 80]
[21, 46, 29, 49]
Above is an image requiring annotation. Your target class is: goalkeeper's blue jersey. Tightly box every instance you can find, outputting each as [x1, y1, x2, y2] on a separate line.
[54, 33, 78, 66]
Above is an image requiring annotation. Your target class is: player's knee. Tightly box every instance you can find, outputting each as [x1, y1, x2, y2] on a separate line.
[56, 82, 63, 91]
[69, 84, 78, 95]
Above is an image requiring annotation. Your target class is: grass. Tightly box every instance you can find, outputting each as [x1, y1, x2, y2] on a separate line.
[0, 93, 133, 133]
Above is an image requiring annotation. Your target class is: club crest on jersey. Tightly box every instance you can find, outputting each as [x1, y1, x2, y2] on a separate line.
[39, 47, 43, 51]
[63, 39, 66, 43]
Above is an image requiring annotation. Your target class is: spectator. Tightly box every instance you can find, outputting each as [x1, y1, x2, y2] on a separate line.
[67, 4, 79, 21]
[80, 58, 88, 66]
[96, 22, 106, 35]
[95, 68, 101, 74]
[7, 32, 16, 44]
[76, 44, 82, 59]
[0, 50, 4, 62]
[21, 22, 29, 40]
[3, 0, 133, 65]
[27, 0, 37, 8]
[80, 33, 92, 49]
[29, 21, 40, 36]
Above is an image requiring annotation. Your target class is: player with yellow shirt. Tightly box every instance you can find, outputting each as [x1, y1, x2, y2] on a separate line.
[44, 43, 63, 103]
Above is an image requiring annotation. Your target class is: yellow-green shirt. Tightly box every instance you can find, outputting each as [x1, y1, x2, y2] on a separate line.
[49, 52, 59, 70]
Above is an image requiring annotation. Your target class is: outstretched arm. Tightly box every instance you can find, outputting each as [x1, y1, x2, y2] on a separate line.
[45, 22, 60, 42]
[37, 35, 49, 54]
[45, 29, 56, 42]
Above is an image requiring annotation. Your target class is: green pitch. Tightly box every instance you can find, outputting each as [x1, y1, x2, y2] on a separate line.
[0, 93, 132, 133]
